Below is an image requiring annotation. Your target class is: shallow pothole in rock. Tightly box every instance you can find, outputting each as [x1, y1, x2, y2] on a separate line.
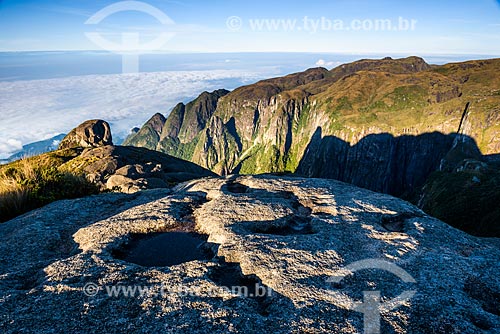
[113, 232, 214, 267]
[209, 260, 274, 316]
[240, 190, 317, 236]
[14, 269, 46, 291]
[223, 181, 250, 194]
[464, 276, 500, 317]
[380, 212, 420, 232]
[252, 215, 315, 236]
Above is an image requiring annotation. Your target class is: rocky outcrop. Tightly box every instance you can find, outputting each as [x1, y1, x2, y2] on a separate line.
[60, 145, 216, 193]
[2, 121, 215, 197]
[1, 175, 499, 333]
[35, 120, 216, 194]
[59, 120, 112, 150]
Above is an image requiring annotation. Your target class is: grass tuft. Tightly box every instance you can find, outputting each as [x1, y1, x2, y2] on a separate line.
[0, 158, 99, 223]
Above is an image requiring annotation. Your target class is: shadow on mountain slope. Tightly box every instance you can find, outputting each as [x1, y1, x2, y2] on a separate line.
[296, 127, 466, 197]
[296, 128, 500, 237]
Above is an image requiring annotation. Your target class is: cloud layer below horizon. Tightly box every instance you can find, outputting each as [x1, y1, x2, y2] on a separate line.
[0, 69, 272, 158]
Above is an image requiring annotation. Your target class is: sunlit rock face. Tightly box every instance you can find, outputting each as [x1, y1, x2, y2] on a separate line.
[1, 175, 499, 333]
[59, 120, 113, 150]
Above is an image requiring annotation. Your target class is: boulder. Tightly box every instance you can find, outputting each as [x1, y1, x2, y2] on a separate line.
[105, 175, 142, 194]
[114, 164, 146, 178]
[0, 175, 498, 333]
[106, 174, 168, 193]
[59, 120, 113, 150]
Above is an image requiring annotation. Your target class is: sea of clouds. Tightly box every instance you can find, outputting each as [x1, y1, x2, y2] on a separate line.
[0, 52, 472, 159]
[0, 69, 272, 158]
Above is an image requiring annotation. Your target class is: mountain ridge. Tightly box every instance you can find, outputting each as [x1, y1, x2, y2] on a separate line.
[0, 134, 66, 164]
[125, 56, 500, 186]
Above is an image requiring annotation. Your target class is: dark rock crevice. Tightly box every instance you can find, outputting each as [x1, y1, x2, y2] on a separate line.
[208, 259, 276, 316]
[380, 212, 423, 233]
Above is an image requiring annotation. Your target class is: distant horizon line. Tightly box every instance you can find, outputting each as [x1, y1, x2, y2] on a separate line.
[0, 50, 499, 58]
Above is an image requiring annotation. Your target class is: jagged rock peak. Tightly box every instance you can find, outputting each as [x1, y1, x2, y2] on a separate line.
[122, 113, 166, 150]
[147, 113, 167, 134]
[164, 89, 230, 143]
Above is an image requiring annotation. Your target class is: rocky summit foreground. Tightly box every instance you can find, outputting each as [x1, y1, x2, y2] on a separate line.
[0, 175, 499, 333]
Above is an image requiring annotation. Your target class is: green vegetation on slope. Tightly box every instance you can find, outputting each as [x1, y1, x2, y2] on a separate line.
[158, 135, 200, 162]
[418, 167, 500, 237]
[0, 153, 99, 223]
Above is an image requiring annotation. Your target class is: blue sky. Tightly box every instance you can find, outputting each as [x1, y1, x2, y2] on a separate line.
[0, 0, 499, 54]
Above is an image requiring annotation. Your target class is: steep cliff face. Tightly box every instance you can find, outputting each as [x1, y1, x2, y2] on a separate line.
[123, 89, 230, 161]
[173, 89, 230, 143]
[296, 129, 457, 197]
[123, 113, 165, 150]
[127, 57, 500, 196]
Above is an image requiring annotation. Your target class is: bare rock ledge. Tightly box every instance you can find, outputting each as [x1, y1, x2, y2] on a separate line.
[0, 175, 499, 333]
